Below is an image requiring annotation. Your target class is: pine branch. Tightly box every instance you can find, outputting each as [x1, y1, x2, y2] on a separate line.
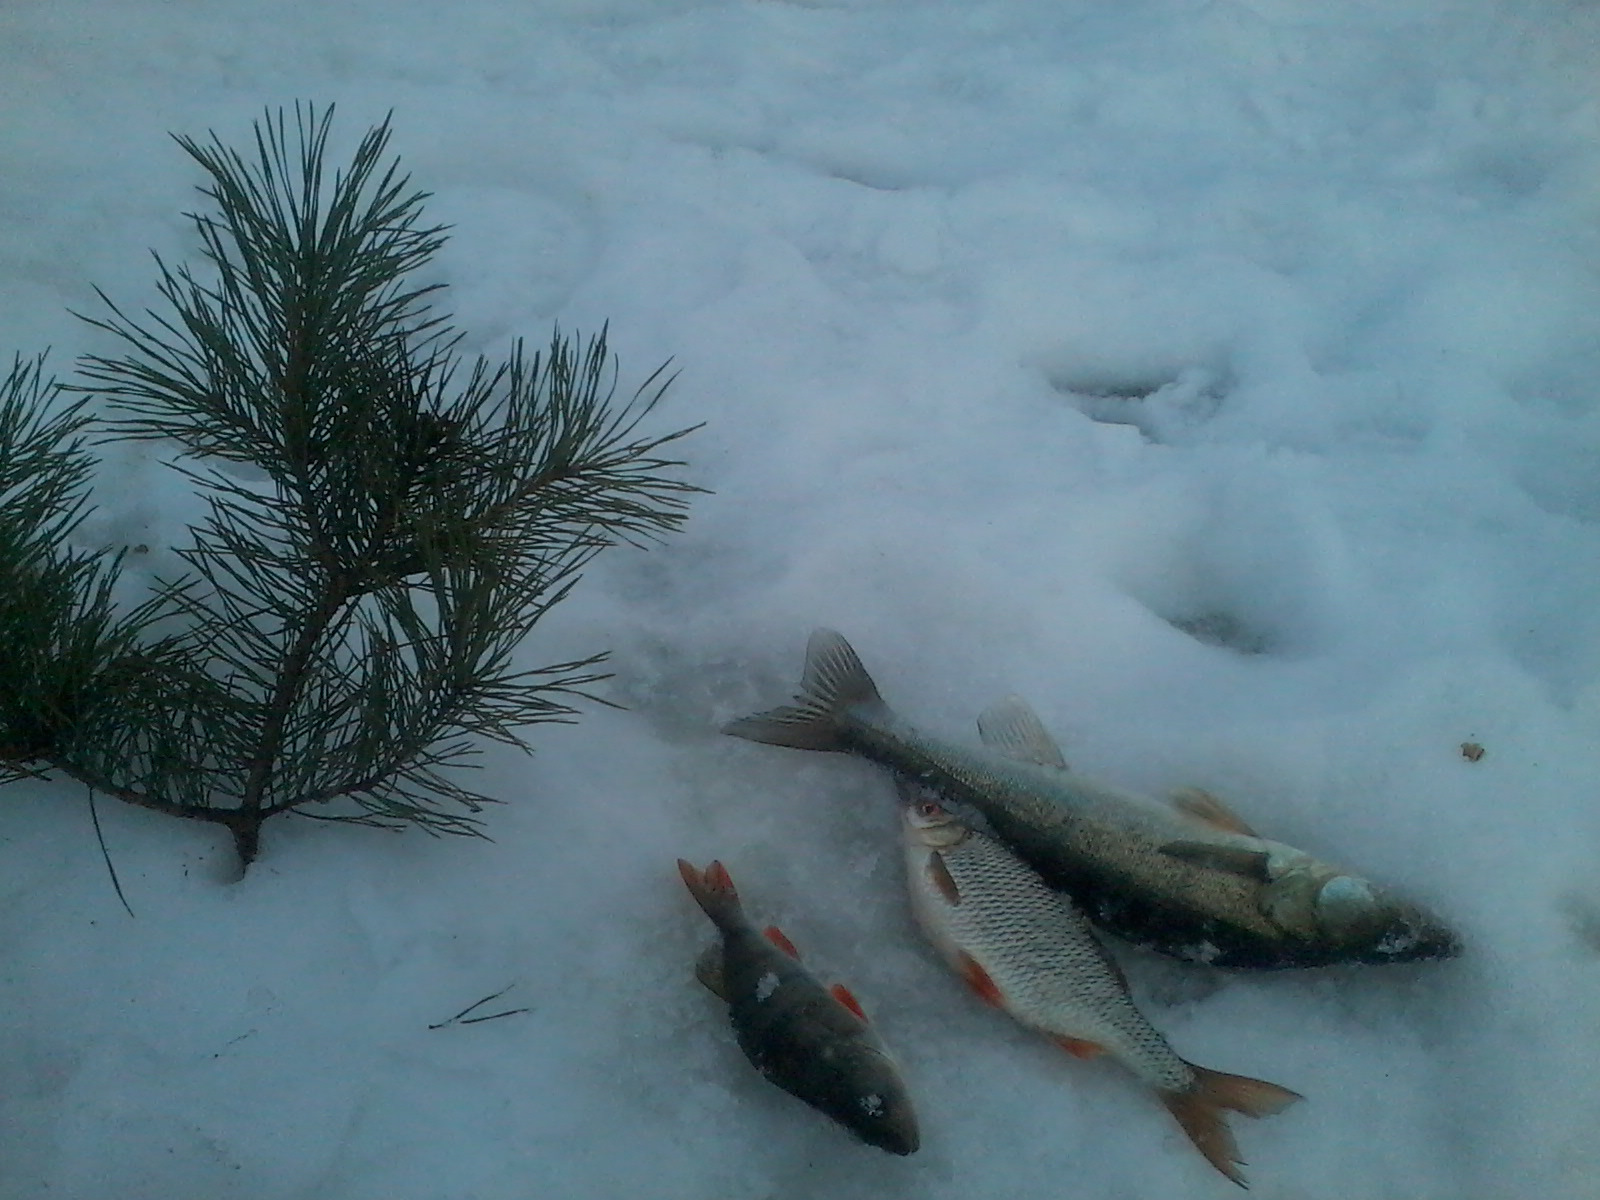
[0, 356, 180, 783]
[8, 103, 705, 872]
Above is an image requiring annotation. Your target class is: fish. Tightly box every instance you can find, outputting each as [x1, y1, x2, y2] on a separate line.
[723, 629, 1459, 969]
[676, 858, 920, 1155]
[901, 790, 1301, 1187]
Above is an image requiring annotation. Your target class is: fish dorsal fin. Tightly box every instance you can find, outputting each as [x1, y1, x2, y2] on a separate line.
[1170, 787, 1258, 837]
[830, 983, 868, 1021]
[764, 925, 801, 959]
[976, 696, 1068, 769]
[1160, 840, 1273, 881]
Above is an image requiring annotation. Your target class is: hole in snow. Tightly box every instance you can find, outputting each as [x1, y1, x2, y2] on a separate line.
[1165, 609, 1276, 656]
[1114, 470, 1344, 659]
[1046, 367, 1226, 443]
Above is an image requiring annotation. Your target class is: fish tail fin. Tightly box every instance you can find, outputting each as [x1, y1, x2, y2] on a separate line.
[1160, 1065, 1302, 1189]
[722, 629, 886, 750]
[677, 858, 744, 930]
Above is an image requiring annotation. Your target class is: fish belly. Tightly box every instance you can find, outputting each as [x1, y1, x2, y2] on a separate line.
[863, 718, 1327, 968]
[912, 834, 1191, 1092]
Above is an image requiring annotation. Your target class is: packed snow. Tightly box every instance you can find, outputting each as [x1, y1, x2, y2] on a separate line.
[5, 1, 1600, 1197]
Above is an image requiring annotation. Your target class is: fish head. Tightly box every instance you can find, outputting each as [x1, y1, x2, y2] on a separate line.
[900, 796, 968, 849]
[1255, 856, 1460, 961]
[1261, 868, 1461, 960]
[1314, 877, 1462, 961]
[814, 1044, 921, 1156]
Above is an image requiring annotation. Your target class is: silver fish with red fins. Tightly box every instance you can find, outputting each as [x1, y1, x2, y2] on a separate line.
[723, 629, 1460, 970]
[677, 858, 920, 1155]
[901, 791, 1301, 1187]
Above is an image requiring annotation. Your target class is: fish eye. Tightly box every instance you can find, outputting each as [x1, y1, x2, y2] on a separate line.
[918, 802, 940, 817]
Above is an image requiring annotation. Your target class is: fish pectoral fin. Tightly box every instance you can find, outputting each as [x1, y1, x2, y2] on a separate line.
[926, 852, 962, 905]
[1050, 1035, 1105, 1060]
[1159, 840, 1273, 881]
[1170, 788, 1259, 838]
[764, 925, 802, 959]
[830, 983, 869, 1021]
[694, 943, 730, 1001]
[975, 696, 1069, 769]
[957, 952, 1007, 1008]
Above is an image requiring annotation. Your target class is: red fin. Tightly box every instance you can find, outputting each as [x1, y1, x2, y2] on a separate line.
[830, 983, 868, 1021]
[705, 860, 736, 897]
[678, 858, 742, 925]
[1190, 1063, 1302, 1119]
[1171, 788, 1258, 838]
[926, 852, 962, 905]
[1161, 1063, 1302, 1188]
[1160, 1088, 1247, 1188]
[958, 952, 1006, 1008]
[1050, 1035, 1104, 1060]
[764, 925, 801, 959]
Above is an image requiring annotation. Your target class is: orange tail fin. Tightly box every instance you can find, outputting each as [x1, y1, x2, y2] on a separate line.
[1160, 1064, 1301, 1188]
[676, 858, 744, 930]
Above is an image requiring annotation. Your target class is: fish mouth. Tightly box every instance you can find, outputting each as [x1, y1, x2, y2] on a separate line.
[855, 1095, 920, 1156]
[1313, 878, 1462, 960]
[867, 1121, 921, 1156]
[841, 1048, 921, 1154]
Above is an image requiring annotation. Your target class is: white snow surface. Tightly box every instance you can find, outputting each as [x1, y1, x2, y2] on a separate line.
[5, 1, 1600, 1197]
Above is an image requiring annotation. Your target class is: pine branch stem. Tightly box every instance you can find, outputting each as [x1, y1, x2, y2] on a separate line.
[235, 576, 353, 853]
[48, 759, 224, 824]
[2, 107, 702, 875]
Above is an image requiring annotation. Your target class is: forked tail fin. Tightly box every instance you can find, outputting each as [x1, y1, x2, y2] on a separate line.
[677, 859, 745, 932]
[722, 629, 887, 751]
[1160, 1064, 1302, 1189]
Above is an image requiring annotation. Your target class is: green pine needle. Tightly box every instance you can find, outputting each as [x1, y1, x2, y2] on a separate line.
[1, 103, 702, 871]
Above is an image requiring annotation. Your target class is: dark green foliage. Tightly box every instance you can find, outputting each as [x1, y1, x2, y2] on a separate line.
[2, 105, 699, 871]
[0, 356, 173, 782]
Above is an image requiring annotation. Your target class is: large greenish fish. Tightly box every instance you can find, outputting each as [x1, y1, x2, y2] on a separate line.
[724, 630, 1459, 970]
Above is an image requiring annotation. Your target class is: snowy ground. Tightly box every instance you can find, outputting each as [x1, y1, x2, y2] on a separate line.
[5, 1, 1600, 1196]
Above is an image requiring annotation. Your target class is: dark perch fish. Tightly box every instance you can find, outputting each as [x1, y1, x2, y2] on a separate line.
[677, 858, 920, 1154]
[723, 630, 1460, 970]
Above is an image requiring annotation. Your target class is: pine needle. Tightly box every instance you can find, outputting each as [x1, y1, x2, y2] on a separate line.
[428, 983, 531, 1029]
[87, 784, 136, 918]
[0, 104, 703, 872]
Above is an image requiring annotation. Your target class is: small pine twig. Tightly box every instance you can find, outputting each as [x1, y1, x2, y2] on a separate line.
[427, 983, 530, 1029]
[7, 103, 705, 873]
[87, 784, 136, 918]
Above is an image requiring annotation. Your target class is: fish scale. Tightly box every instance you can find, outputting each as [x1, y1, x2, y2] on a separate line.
[901, 797, 1302, 1187]
[907, 806, 1195, 1093]
[724, 627, 1460, 969]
